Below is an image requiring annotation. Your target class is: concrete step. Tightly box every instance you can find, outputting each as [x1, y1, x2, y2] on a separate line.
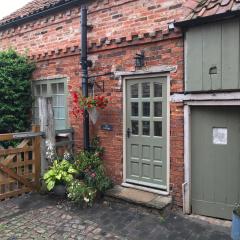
[105, 185, 172, 211]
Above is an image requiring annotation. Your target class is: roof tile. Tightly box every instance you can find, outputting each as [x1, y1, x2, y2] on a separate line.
[187, 0, 240, 20]
[0, 0, 73, 26]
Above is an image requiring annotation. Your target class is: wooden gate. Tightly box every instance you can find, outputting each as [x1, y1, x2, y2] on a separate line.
[0, 125, 42, 200]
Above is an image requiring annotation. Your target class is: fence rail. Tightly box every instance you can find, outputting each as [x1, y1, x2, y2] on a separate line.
[0, 125, 42, 200]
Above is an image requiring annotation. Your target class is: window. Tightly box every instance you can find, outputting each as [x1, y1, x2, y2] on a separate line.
[32, 78, 68, 130]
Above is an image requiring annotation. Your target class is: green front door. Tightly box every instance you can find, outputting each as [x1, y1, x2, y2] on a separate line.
[191, 106, 240, 220]
[126, 77, 168, 190]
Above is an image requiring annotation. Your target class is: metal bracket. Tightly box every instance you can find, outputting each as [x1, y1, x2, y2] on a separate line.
[88, 72, 113, 93]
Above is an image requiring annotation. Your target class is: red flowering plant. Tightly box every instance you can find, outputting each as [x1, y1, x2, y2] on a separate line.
[71, 91, 109, 118]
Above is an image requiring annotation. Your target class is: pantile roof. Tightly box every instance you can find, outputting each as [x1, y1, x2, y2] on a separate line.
[0, 0, 75, 27]
[186, 0, 240, 21]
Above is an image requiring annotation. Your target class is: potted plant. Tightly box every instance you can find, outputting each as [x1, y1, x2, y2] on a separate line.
[43, 159, 77, 197]
[74, 149, 113, 199]
[72, 92, 109, 124]
[232, 204, 240, 240]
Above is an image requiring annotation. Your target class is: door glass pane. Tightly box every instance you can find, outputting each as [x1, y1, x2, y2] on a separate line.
[154, 83, 162, 97]
[42, 84, 47, 96]
[154, 121, 162, 137]
[142, 83, 150, 98]
[154, 102, 162, 117]
[58, 83, 64, 94]
[132, 120, 139, 135]
[51, 83, 57, 94]
[52, 96, 57, 106]
[58, 108, 65, 119]
[142, 102, 150, 117]
[131, 84, 138, 98]
[58, 96, 65, 107]
[35, 85, 41, 96]
[142, 121, 150, 136]
[131, 102, 138, 116]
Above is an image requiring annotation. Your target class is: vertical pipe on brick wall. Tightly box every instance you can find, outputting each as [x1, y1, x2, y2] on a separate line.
[81, 5, 90, 150]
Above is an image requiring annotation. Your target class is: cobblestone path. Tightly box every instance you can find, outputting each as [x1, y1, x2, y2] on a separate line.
[0, 193, 231, 240]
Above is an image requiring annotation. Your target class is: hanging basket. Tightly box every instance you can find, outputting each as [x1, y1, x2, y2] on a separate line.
[88, 107, 100, 124]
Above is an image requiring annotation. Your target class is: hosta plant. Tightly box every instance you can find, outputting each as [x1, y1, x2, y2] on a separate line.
[43, 160, 77, 191]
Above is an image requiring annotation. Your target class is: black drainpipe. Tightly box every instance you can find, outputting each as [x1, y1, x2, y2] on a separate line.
[81, 5, 90, 151]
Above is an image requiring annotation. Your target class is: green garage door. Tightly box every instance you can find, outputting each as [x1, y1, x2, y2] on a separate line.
[191, 106, 240, 220]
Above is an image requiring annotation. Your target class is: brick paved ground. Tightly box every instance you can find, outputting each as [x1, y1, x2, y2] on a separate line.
[0, 193, 231, 240]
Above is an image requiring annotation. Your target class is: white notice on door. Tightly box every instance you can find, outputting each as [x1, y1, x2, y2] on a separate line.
[213, 128, 228, 145]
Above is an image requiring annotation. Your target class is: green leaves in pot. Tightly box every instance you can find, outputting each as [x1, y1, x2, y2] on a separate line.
[43, 160, 77, 191]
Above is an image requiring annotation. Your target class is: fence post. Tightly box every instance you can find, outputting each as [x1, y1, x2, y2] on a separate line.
[38, 97, 55, 174]
[32, 124, 41, 190]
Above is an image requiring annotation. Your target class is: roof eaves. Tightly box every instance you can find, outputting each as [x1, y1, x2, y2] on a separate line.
[176, 10, 240, 28]
[0, 0, 88, 31]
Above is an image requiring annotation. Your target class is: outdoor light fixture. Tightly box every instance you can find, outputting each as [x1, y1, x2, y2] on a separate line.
[168, 21, 175, 31]
[135, 51, 145, 68]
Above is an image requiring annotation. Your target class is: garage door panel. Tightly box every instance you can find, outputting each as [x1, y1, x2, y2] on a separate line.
[191, 106, 240, 220]
[192, 199, 234, 220]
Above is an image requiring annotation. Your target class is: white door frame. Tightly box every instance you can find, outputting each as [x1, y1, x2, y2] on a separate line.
[122, 72, 170, 195]
[182, 97, 240, 214]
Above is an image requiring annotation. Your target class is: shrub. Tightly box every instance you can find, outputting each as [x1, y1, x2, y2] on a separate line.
[0, 49, 35, 134]
[74, 150, 112, 194]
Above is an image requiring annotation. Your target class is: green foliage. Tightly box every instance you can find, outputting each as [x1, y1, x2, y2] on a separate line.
[84, 164, 113, 193]
[75, 151, 101, 172]
[67, 180, 96, 206]
[0, 49, 35, 134]
[91, 136, 104, 156]
[43, 160, 77, 191]
[74, 146, 112, 194]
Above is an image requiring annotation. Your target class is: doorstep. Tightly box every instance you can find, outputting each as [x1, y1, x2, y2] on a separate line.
[105, 185, 172, 211]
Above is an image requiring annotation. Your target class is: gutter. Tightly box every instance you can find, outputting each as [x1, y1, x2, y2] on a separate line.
[176, 10, 240, 29]
[0, 0, 91, 31]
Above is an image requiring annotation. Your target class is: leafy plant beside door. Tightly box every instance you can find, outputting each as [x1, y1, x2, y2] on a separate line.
[43, 137, 112, 205]
[43, 159, 77, 196]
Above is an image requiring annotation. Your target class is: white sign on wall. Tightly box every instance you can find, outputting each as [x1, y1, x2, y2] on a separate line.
[213, 128, 228, 145]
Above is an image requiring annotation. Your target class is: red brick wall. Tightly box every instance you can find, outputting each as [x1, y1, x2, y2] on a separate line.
[0, 0, 190, 206]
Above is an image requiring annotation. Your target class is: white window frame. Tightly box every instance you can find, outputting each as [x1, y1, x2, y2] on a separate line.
[32, 78, 68, 130]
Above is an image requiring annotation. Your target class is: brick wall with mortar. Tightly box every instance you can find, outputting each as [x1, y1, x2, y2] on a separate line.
[0, 0, 189, 206]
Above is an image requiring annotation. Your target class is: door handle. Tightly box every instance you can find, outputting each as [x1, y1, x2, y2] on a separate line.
[127, 128, 131, 138]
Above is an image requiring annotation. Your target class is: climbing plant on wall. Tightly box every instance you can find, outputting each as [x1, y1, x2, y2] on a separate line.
[0, 49, 35, 133]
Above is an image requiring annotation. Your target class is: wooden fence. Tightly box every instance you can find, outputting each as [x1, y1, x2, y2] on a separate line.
[0, 125, 43, 200]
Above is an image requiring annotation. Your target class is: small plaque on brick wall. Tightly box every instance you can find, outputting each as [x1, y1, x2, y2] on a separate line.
[101, 124, 113, 131]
